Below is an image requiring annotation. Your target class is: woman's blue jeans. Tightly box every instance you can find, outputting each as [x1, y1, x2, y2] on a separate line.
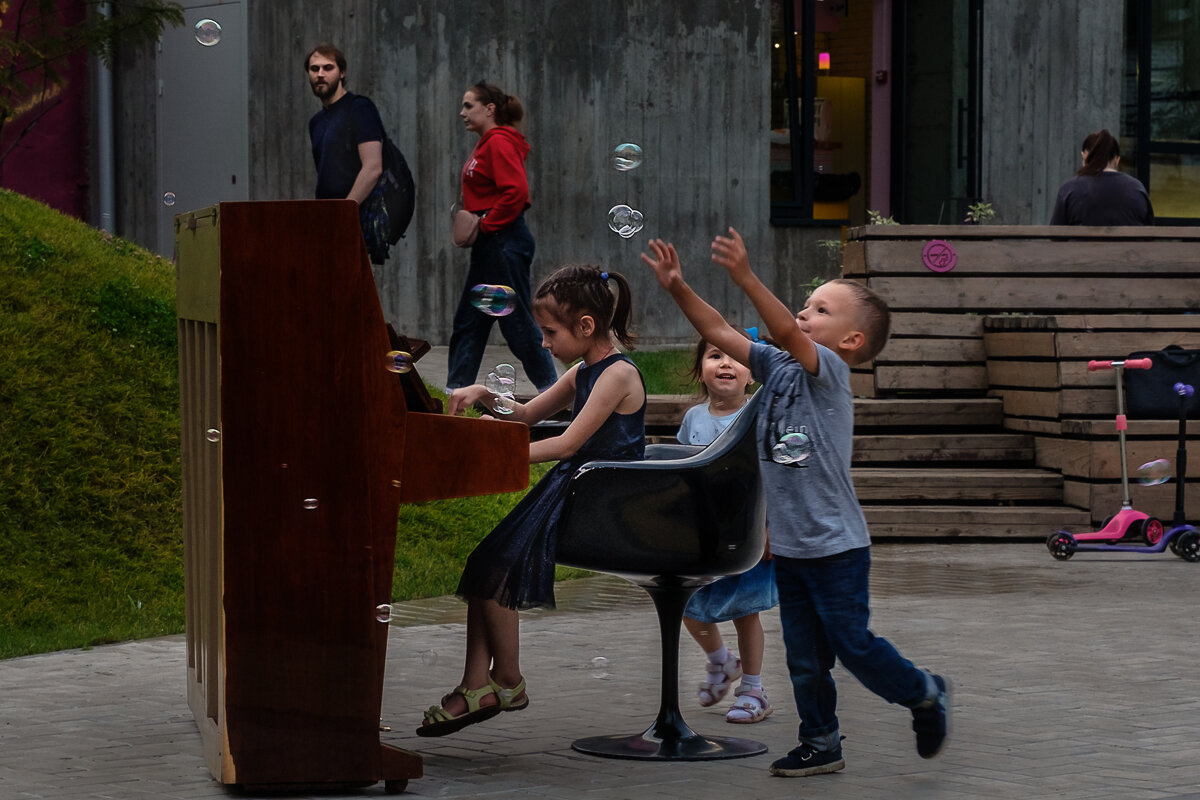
[774, 546, 930, 749]
[446, 214, 557, 392]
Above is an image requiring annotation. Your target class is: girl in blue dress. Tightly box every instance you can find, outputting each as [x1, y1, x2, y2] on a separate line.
[419, 264, 646, 737]
[679, 336, 778, 724]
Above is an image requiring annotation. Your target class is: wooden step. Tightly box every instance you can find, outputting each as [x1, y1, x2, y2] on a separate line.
[853, 467, 1063, 503]
[854, 397, 1003, 428]
[853, 433, 1035, 464]
[863, 505, 1091, 540]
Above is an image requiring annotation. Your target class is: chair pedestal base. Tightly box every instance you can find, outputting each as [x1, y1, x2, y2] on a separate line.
[572, 729, 767, 761]
[571, 578, 766, 761]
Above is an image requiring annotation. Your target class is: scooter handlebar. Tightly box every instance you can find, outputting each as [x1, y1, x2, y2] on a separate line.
[1088, 358, 1152, 371]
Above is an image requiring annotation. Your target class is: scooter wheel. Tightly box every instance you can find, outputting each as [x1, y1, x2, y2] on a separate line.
[1047, 532, 1076, 561]
[1174, 530, 1200, 562]
[1139, 518, 1165, 546]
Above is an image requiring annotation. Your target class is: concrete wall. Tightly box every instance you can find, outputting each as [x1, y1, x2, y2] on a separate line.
[981, 0, 1124, 224]
[110, 0, 1128, 342]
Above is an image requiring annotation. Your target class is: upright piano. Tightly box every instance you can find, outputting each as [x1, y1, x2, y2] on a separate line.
[175, 200, 529, 793]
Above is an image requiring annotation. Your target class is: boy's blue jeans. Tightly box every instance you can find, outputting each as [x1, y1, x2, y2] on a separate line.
[774, 546, 932, 751]
[446, 214, 558, 392]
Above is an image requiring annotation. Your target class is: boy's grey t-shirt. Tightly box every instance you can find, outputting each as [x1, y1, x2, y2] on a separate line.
[749, 340, 870, 559]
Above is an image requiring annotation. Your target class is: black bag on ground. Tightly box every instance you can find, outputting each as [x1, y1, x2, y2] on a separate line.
[1123, 345, 1200, 419]
[360, 134, 415, 264]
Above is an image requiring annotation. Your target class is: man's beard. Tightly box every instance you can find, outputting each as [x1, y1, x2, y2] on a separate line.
[311, 77, 340, 100]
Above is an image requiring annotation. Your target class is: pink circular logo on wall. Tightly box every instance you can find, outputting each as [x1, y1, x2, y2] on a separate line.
[922, 240, 957, 272]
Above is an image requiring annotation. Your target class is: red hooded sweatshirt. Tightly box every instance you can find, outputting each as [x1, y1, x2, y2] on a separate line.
[461, 126, 532, 234]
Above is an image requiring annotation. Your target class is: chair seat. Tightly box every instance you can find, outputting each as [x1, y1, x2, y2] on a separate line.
[557, 392, 766, 584]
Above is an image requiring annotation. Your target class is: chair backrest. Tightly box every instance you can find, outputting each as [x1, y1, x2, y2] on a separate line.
[557, 391, 766, 581]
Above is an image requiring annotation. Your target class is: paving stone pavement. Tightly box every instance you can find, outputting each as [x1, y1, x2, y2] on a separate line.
[3, 544, 1200, 799]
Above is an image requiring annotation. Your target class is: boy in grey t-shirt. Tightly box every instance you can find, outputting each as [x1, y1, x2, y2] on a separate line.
[642, 229, 950, 778]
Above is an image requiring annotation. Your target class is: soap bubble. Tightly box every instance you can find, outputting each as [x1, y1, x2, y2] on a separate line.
[493, 394, 515, 415]
[420, 649, 439, 668]
[470, 284, 517, 317]
[1137, 458, 1171, 486]
[205, 428, 221, 443]
[303, 498, 319, 510]
[163, 192, 176, 207]
[771, 431, 812, 464]
[590, 656, 610, 679]
[611, 143, 644, 172]
[385, 350, 413, 374]
[375, 603, 393, 623]
[194, 18, 222, 46]
[608, 205, 645, 238]
[486, 363, 517, 414]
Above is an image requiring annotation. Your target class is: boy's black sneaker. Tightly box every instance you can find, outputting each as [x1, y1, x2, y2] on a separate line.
[912, 674, 950, 758]
[769, 742, 845, 777]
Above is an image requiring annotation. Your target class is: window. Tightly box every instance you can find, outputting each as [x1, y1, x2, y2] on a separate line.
[770, 0, 873, 226]
[1123, 0, 1200, 223]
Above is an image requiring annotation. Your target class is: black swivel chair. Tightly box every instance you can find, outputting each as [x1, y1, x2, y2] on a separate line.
[557, 390, 767, 760]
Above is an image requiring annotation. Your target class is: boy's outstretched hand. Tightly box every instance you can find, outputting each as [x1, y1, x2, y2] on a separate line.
[640, 239, 684, 291]
[711, 227, 752, 281]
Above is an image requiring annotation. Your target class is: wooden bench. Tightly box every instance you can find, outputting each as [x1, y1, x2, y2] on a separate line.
[842, 225, 1200, 398]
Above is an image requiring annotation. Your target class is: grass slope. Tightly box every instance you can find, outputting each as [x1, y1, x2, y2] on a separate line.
[0, 190, 694, 659]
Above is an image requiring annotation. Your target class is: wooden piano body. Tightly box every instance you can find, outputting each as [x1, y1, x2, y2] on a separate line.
[175, 200, 529, 791]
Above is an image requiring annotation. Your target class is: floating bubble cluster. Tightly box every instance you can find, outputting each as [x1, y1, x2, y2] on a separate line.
[486, 363, 517, 415]
[611, 142, 644, 172]
[470, 284, 517, 317]
[608, 204, 645, 239]
[385, 350, 413, 374]
[1137, 458, 1171, 486]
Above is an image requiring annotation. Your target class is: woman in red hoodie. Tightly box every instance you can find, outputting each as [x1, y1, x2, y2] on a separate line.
[446, 82, 559, 393]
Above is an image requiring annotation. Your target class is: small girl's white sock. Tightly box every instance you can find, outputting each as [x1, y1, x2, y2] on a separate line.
[740, 673, 762, 690]
[706, 644, 731, 665]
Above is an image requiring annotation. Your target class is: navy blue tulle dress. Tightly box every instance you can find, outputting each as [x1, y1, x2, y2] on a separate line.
[457, 353, 646, 610]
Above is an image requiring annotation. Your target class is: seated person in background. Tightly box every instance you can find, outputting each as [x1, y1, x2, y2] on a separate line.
[1050, 129, 1153, 226]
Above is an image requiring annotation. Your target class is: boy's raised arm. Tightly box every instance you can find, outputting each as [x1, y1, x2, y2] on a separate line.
[640, 239, 752, 366]
[712, 227, 818, 374]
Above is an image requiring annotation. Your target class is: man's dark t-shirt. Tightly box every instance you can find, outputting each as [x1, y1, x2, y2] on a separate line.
[309, 92, 384, 199]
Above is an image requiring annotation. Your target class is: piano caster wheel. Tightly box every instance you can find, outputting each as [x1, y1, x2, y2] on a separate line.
[384, 778, 408, 794]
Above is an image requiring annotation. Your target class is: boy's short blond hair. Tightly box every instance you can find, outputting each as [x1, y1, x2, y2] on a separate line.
[827, 279, 891, 365]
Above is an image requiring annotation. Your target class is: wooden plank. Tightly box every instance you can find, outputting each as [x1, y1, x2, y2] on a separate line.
[1050, 331, 1200, 358]
[873, 364, 989, 392]
[852, 467, 1063, 502]
[890, 312, 985, 338]
[985, 360, 1061, 389]
[983, 331, 1058, 359]
[869, 275, 1198, 314]
[1002, 417, 1063, 435]
[848, 225, 1200, 241]
[856, 238, 1200, 269]
[1040, 436, 1200, 480]
[862, 505, 1091, 539]
[878, 338, 985, 362]
[852, 433, 1034, 464]
[850, 370, 877, 398]
[984, 313, 1200, 332]
[1061, 418, 1199, 436]
[853, 397, 1003, 427]
[989, 388, 1061, 419]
